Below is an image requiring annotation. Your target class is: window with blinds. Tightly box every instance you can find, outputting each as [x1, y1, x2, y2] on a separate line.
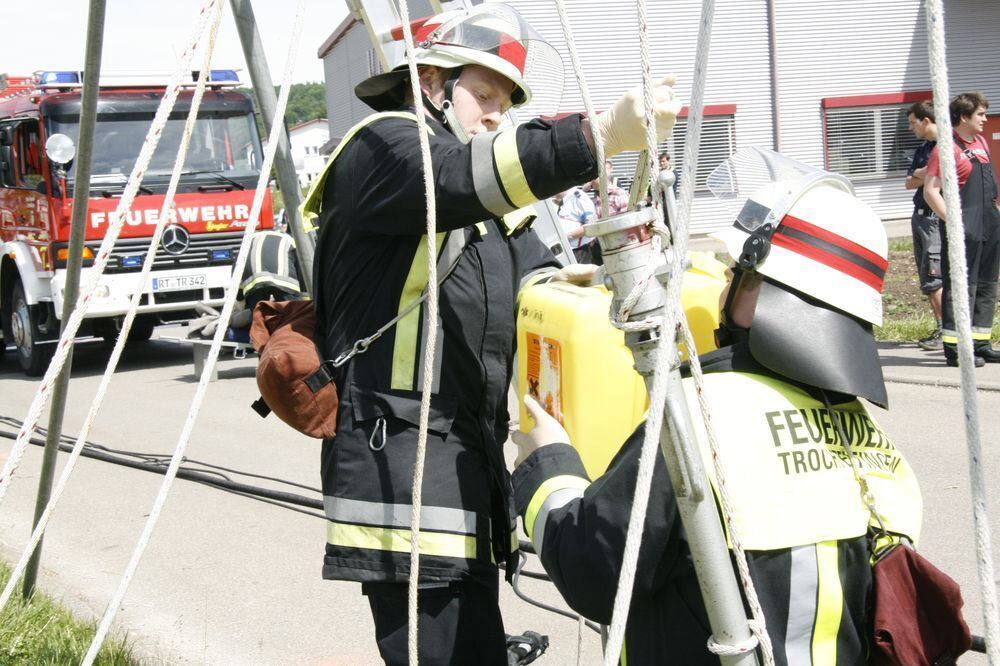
[824, 104, 923, 179]
[608, 115, 737, 193]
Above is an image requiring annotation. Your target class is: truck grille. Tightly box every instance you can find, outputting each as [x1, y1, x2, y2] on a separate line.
[87, 231, 244, 273]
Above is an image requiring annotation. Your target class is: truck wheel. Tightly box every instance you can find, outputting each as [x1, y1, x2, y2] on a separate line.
[99, 316, 155, 344]
[127, 317, 155, 343]
[10, 280, 55, 377]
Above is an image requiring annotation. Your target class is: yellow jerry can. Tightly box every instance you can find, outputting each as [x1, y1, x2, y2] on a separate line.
[517, 251, 729, 479]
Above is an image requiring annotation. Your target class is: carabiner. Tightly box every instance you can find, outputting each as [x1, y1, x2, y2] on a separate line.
[368, 417, 387, 452]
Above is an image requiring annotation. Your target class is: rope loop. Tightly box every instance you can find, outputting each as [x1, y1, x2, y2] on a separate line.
[706, 619, 765, 656]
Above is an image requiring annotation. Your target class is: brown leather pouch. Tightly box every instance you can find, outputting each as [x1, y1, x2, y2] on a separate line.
[250, 300, 338, 439]
[870, 544, 971, 666]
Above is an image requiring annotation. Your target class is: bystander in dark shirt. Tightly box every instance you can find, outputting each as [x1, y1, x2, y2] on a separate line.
[909, 140, 936, 211]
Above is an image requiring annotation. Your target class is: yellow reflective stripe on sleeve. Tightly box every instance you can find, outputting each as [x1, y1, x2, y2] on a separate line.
[493, 128, 538, 208]
[620, 640, 627, 666]
[523, 474, 590, 539]
[476, 221, 489, 235]
[811, 540, 843, 666]
[391, 232, 447, 391]
[327, 521, 477, 560]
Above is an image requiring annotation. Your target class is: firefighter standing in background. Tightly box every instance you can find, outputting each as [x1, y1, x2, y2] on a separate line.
[188, 230, 300, 339]
[302, 5, 681, 663]
[238, 229, 301, 313]
[512, 176, 924, 664]
[923, 91, 1000, 367]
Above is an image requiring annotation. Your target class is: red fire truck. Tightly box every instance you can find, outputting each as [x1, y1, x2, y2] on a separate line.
[0, 70, 273, 375]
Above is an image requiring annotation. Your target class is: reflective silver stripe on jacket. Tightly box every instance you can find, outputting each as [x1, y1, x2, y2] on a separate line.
[471, 132, 518, 217]
[784, 544, 819, 666]
[324, 496, 478, 535]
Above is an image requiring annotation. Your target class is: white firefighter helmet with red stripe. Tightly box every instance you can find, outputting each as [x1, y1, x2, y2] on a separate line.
[709, 149, 891, 407]
[710, 151, 888, 327]
[355, 4, 563, 115]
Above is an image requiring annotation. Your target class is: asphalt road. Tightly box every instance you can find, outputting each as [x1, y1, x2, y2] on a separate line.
[0, 328, 997, 664]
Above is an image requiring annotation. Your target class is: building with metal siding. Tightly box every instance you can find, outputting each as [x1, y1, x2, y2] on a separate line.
[317, 0, 1000, 234]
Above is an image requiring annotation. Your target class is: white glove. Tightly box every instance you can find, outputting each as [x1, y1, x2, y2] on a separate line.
[512, 394, 570, 466]
[551, 263, 601, 286]
[596, 75, 681, 157]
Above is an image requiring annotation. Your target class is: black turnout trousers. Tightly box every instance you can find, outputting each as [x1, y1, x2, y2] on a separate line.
[940, 153, 1000, 347]
[362, 577, 507, 665]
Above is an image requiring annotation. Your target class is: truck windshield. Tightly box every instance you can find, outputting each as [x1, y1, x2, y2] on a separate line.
[47, 109, 263, 183]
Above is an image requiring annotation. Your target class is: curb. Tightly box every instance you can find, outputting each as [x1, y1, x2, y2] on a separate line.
[883, 373, 1000, 392]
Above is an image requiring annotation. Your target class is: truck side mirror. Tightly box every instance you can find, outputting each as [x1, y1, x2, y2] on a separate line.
[45, 134, 76, 167]
[0, 127, 12, 147]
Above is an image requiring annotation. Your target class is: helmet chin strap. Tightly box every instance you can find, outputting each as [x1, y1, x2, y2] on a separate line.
[714, 267, 752, 348]
[418, 67, 470, 144]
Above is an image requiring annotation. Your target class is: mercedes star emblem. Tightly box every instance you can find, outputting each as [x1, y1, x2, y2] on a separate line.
[161, 225, 190, 256]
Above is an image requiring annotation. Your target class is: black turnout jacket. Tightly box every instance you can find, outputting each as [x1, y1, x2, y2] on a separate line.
[313, 108, 597, 585]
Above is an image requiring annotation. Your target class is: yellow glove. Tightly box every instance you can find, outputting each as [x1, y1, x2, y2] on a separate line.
[596, 75, 681, 157]
[512, 394, 571, 466]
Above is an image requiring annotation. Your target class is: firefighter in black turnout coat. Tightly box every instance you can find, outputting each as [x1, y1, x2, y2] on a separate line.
[301, 4, 682, 663]
[512, 173, 925, 664]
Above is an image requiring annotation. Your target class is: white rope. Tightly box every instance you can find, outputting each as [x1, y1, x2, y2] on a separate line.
[393, 0, 440, 663]
[601, 0, 716, 661]
[0, 0, 224, 615]
[0, 0, 219, 507]
[80, 2, 306, 662]
[637, 0, 666, 235]
[923, 1, 1000, 661]
[604, 0, 774, 663]
[552, 0, 609, 218]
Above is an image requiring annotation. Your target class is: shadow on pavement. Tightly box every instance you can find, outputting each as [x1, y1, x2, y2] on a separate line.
[877, 341, 948, 369]
[0, 338, 197, 382]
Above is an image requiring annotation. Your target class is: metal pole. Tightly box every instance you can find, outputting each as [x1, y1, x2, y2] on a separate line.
[229, 0, 314, 294]
[588, 209, 759, 665]
[22, 0, 107, 599]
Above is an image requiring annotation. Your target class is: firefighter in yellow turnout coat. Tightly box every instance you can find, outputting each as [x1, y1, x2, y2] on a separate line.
[513, 173, 924, 664]
[304, 5, 682, 663]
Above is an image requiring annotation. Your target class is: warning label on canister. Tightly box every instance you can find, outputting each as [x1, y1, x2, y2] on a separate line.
[526, 332, 563, 422]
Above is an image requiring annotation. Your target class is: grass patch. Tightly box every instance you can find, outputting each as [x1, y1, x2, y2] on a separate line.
[0, 561, 138, 665]
[876, 239, 1000, 343]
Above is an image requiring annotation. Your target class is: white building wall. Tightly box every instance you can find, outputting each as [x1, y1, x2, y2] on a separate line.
[774, 0, 924, 222]
[320, 0, 1000, 232]
[325, 26, 381, 141]
[290, 123, 330, 189]
[774, 0, 1000, 223]
[324, 0, 439, 141]
[505, 0, 773, 234]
